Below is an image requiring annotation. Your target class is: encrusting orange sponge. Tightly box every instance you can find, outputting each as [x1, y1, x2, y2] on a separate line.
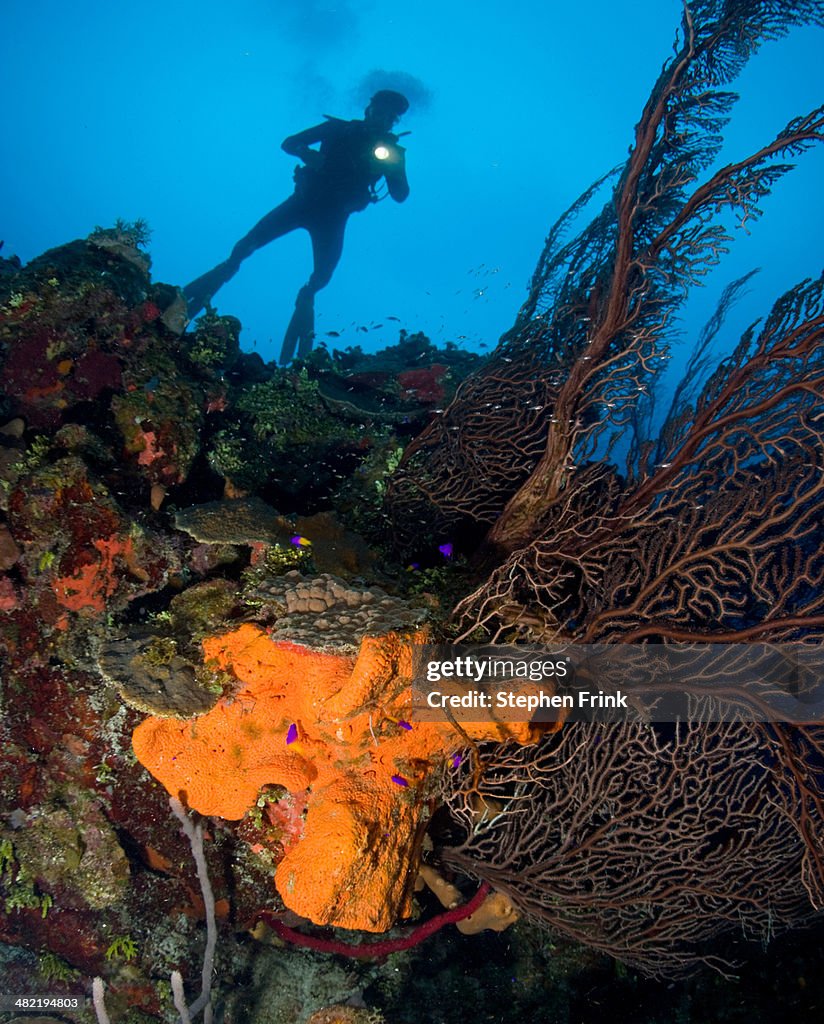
[132, 623, 537, 932]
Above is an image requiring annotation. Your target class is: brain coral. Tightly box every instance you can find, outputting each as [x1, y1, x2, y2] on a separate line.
[132, 576, 536, 931]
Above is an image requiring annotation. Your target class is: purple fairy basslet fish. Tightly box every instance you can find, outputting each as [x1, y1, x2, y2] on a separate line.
[438, 542, 454, 559]
[397, 720, 412, 731]
[286, 723, 298, 745]
[290, 535, 312, 547]
[391, 774, 409, 787]
[451, 753, 462, 768]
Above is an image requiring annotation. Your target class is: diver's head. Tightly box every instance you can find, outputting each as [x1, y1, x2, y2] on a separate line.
[365, 89, 409, 128]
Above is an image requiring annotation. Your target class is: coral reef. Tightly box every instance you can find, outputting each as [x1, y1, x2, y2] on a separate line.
[0, 223, 526, 1013]
[2, 2, 824, 1018]
[305, 1010, 382, 1024]
[131, 574, 536, 932]
[97, 634, 222, 717]
[174, 497, 295, 548]
[380, 0, 824, 982]
[243, 571, 426, 651]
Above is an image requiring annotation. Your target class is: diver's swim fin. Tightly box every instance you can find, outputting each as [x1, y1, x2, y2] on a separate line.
[184, 259, 239, 320]
[280, 287, 315, 364]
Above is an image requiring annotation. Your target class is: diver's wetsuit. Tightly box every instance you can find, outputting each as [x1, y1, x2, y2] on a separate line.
[184, 116, 409, 364]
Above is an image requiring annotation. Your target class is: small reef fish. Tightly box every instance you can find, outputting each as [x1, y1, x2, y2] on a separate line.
[290, 535, 312, 547]
[385, 715, 413, 732]
[438, 542, 454, 559]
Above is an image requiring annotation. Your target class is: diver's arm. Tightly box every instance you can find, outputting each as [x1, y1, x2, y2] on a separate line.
[384, 148, 410, 203]
[281, 122, 331, 169]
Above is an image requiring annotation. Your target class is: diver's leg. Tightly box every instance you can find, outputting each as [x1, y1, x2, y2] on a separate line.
[184, 196, 302, 319]
[229, 196, 304, 262]
[279, 285, 315, 365]
[279, 215, 346, 363]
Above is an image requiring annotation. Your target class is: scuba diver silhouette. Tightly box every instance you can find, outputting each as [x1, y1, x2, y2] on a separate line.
[184, 89, 410, 364]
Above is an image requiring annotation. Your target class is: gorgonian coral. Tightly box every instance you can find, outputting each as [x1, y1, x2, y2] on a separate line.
[386, 0, 824, 974]
[388, 0, 824, 646]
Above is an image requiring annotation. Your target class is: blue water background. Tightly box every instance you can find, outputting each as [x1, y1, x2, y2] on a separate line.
[1, 0, 822, 376]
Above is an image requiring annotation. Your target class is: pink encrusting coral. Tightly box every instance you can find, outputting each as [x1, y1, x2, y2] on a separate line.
[51, 534, 144, 613]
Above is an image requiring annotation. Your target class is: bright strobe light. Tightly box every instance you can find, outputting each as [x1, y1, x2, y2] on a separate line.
[373, 145, 391, 161]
